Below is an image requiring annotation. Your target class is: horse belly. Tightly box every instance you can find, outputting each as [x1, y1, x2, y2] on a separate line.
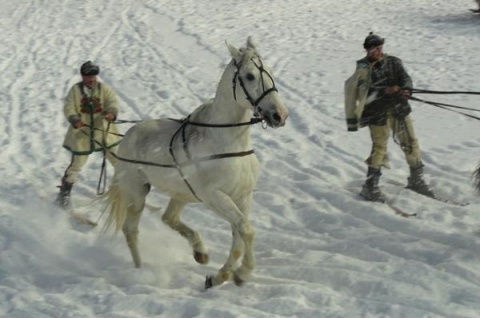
[196, 156, 260, 200]
[115, 119, 260, 202]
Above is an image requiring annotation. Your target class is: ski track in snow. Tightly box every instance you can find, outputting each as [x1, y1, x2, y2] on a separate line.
[1, 0, 480, 317]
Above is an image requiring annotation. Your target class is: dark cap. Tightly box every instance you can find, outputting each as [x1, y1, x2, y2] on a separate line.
[80, 61, 100, 76]
[363, 32, 385, 50]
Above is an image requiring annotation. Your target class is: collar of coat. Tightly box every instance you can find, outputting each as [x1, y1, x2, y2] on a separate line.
[356, 53, 390, 69]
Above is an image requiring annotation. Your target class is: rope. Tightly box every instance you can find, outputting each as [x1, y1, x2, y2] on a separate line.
[96, 122, 110, 195]
[392, 117, 414, 154]
[409, 96, 480, 121]
[411, 88, 480, 95]
[114, 119, 142, 124]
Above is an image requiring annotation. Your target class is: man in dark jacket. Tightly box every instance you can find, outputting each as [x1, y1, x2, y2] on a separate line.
[344, 32, 435, 202]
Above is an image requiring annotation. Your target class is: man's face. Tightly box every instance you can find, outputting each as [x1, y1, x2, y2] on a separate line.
[82, 75, 97, 88]
[367, 45, 384, 61]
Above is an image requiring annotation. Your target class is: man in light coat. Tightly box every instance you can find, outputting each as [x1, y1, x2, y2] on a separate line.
[344, 33, 434, 202]
[58, 61, 121, 207]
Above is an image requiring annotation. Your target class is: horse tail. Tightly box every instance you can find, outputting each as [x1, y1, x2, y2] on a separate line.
[473, 164, 480, 194]
[102, 181, 127, 234]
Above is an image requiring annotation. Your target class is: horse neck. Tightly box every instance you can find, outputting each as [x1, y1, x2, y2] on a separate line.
[208, 61, 253, 123]
[190, 61, 254, 147]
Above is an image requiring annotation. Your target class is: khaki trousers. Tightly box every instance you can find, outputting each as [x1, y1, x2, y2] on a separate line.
[63, 147, 118, 183]
[366, 114, 422, 169]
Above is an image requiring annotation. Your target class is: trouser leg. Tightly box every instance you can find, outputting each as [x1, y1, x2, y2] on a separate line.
[63, 154, 89, 183]
[391, 115, 422, 167]
[391, 116, 435, 197]
[366, 124, 390, 169]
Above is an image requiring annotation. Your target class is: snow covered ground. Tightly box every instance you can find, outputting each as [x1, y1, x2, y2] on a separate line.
[1, 0, 480, 317]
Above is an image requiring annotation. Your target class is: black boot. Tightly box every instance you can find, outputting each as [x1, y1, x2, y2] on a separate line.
[406, 164, 436, 198]
[360, 167, 385, 203]
[57, 178, 73, 208]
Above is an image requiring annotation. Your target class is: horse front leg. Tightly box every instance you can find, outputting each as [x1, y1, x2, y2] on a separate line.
[231, 193, 255, 286]
[232, 220, 255, 286]
[203, 191, 253, 289]
[161, 198, 209, 265]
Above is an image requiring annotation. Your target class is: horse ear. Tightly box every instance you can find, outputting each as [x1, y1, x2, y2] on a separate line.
[246, 36, 256, 50]
[225, 40, 242, 62]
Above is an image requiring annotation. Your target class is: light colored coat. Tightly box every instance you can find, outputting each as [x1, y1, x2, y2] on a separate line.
[344, 57, 372, 131]
[63, 82, 121, 155]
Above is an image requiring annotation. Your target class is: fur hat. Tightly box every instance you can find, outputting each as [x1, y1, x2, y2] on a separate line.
[80, 61, 100, 76]
[363, 32, 385, 49]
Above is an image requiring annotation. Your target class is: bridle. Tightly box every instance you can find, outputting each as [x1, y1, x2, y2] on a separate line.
[232, 55, 278, 117]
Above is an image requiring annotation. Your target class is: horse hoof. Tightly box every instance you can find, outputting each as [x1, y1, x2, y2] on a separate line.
[233, 273, 245, 287]
[205, 275, 214, 289]
[194, 251, 209, 264]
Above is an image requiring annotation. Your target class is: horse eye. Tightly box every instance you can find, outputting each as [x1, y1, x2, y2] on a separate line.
[246, 73, 255, 81]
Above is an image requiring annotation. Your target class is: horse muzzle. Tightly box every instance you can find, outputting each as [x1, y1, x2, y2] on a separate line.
[257, 104, 289, 128]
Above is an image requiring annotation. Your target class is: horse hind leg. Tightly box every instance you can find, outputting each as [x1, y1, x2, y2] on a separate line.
[161, 198, 209, 265]
[122, 183, 150, 268]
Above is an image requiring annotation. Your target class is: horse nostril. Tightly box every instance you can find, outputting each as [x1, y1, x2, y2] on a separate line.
[272, 112, 281, 124]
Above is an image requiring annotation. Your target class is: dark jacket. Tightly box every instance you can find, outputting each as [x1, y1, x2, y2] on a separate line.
[344, 54, 413, 130]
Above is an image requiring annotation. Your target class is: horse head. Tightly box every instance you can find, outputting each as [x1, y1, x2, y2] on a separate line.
[226, 36, 289, 128]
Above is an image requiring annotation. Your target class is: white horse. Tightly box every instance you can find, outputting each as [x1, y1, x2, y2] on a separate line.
[103, 36, 289, 289]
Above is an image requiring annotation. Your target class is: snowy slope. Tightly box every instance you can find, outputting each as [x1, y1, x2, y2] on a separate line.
[1, 1, 480, 317]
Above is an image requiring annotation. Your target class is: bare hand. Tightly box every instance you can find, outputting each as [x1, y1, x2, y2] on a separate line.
[104, 112, 116, 122]
[74, 120, 87, 129]
[384, 85, 401, 95]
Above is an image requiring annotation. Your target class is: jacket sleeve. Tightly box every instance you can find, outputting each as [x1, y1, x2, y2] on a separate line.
[394, 58, 413, 91]
[64, 85, 81, 127]
[102, 84, 120, 119]
[344, 71, 359, 131]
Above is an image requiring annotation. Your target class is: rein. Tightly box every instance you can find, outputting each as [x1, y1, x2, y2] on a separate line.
[409, 96, 480, 121]
[372, 85, 480, 121]
[411, 88, 480, 95]
[97, 122, 110, 195]
[165, 116, 261, 201]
